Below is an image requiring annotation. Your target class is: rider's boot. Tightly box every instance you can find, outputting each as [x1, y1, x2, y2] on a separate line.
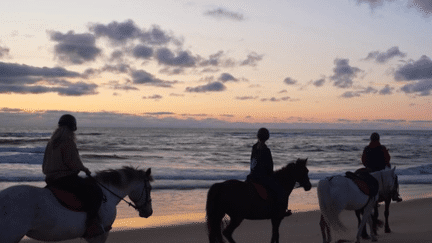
[391, 177, 402, 202]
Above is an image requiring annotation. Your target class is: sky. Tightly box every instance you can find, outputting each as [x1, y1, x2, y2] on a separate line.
[0, 0, 431, 129]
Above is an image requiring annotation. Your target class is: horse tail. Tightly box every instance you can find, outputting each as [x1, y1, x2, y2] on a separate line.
[317, 178, 347, 232]
[206, 183, 225, 243]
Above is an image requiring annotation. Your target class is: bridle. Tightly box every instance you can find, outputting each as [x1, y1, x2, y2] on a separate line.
[92, 176, 151, 211]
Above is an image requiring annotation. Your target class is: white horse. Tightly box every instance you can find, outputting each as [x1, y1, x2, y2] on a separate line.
[0, 166, 153, 243]
[318, 168, 396, 243]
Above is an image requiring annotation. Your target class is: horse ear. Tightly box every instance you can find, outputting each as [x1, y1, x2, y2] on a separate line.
[146, 168, 152, 177]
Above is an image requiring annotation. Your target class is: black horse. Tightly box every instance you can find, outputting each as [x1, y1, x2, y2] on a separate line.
[206, 158, 312, 243]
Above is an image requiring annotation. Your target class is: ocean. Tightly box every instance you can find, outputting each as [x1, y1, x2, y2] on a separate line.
[1, 127, 432, 229]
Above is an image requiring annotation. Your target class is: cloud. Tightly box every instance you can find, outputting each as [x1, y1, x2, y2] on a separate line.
[408, 0, 432, 17]
[185, 82, 226, 92]
[364, 46, 406, 63]
[0, 81, 98, 96]
[143, 94, 163, 100]
[218, 73, 238, 82]
[312, 78, 326, 87]
[132, 45, 154, 59]
[330, 58, 363, 88]
[401, 79, 432, 96]
[48, 31, 101, 65]
[235, 96, 258, 100]
[379, 84, 394, 95]
[131, 69, 177, 87]
[103, 80, 139, 91]
[261, 96, 292, 102]
[340, 86, 378, 98]
[283, 77, 297, 85]
[155, 48, 196, 67]
[240, 52, 264, 67]
[0, 46, 10, 58]
[90, 20, 178, 45]
[355, 0, 394, 8]
[144, 112, 175, 116]
[204, 8, 245, 21]
[394, 55, 432, 81]
[0, 62, 80, 81]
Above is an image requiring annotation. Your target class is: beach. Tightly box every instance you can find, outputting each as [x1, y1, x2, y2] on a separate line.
[22, 197, 432, 243]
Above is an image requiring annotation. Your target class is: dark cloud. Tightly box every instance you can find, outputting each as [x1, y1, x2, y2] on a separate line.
[56, 81, 98, 96]
[240, 52, 264, 67]
[283, 77, 297, 85]
[379, 84, 394, 95]
[364, 46, 406, 63]
[185, 82, 226, 93]
[90, 19, 141, 44]
[0, 46, 10, 58]
[340, 86, 378, 98]
[394, 55, 432, 81]
[218, 73, 238, 82]
[131, 69, 177, 87]
[90, 20, 178, 46]
[103, 80, 139, 91]
[312, 78, 326, 87]
[355, 0, 393, 8]
[235, 96, 258, 100]
[155, 48, 196, 67]
[48, 31, 101, 65]
[408, 0, 432, 17]
[143, 94, 163, 100]
[401, 79, 432, 96]
[0, 81, 98, 96]
[261, 96, 291, 102]
[330, 58, 362, 88]
[144, 112, 175, 116]
[0, 62, 80, 83]
[132, 45, 154, 59]
[204, 8, 245, 21]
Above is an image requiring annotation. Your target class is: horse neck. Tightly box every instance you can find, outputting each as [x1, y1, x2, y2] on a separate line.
[275, 168, 297, 194]
[97, 179, 135, 206]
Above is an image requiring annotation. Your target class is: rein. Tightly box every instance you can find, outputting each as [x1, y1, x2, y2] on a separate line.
[90, 176, 150, 210]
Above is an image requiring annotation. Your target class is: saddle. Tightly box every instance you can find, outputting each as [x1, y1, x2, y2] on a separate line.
[46, 185, 86, 212]
[251, 182, 268, 200]
[345, 171, 379, 198]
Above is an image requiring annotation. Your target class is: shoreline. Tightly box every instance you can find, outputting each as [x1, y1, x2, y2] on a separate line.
[23, 197, 432, 243]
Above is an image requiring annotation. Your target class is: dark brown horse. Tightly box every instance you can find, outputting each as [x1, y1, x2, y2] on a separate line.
[206, 158, 311, 243]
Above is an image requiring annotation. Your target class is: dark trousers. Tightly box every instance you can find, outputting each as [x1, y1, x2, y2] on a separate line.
[46, 174, 103, 224]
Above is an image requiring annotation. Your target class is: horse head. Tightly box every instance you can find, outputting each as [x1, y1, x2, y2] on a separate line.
[295, 158, 312, 191]
[129, 168, 153, 218]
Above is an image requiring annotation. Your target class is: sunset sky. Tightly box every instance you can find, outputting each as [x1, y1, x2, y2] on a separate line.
[1, 0, 431, 129]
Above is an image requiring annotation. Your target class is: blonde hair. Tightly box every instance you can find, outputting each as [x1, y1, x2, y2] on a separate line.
[50, 126, 76, 149]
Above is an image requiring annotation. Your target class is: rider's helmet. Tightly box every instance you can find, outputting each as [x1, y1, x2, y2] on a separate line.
[257, 128, 270, 142]
[370, 132, 380, 142]
[58, 114, 77, 132]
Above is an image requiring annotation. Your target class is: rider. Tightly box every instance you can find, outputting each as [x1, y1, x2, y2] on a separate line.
[361, 132, 402, 202]
[247, 128, 291, 218]
[43, 114, 105, 238]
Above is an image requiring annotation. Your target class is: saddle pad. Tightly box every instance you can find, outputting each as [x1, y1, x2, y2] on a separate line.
[345, 171, 379, 197]
[48, 187, 85, 212]
[251, 182, 268, 200]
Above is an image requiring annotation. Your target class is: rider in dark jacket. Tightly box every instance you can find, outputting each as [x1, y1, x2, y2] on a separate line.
[362, 132, 402, 202]
[248, 128, 291, 218]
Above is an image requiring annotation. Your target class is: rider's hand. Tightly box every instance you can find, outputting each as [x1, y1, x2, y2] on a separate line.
[84, 168, 91, 176]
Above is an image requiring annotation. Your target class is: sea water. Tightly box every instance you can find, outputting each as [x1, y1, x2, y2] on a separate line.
[1, 127, 432, 228]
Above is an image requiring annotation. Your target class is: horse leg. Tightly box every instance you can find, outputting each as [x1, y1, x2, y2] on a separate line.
[85, 232, 109, 243]
[319, 214, 331, 243]
[384, 198, 391, 233]
[356, 202, 376, 243]
[222, 216, 243, 243]
[355, 209, 369, 239]
[270, 217, 283, 243]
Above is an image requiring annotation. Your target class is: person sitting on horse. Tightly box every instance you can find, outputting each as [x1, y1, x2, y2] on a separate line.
[43, 114, 105, 238]
[361, 132, 402, 202]
[247, 128, 291, 218]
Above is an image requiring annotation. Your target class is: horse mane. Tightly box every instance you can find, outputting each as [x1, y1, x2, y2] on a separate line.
[94, 166, 153, 189]
[274, 162, 296, 178]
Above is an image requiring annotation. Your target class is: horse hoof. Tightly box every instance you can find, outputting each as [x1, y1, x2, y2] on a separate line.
[385, 228, 391, 233]
[361, 234, 370, 239]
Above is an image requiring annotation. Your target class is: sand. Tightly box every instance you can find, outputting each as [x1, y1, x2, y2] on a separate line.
[22, 197, 432, 243]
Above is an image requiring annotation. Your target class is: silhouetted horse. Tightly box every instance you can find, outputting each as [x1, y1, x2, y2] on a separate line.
[206, 158, 311, 243]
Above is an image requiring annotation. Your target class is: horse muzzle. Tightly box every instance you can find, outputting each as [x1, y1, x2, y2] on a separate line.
[139, 208, 153, 218]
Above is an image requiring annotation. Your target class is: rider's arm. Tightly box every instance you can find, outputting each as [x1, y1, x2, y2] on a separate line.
[61, 140, 89, 174]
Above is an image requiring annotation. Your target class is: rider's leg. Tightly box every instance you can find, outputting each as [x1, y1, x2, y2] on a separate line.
[392, 175, 402, 202]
